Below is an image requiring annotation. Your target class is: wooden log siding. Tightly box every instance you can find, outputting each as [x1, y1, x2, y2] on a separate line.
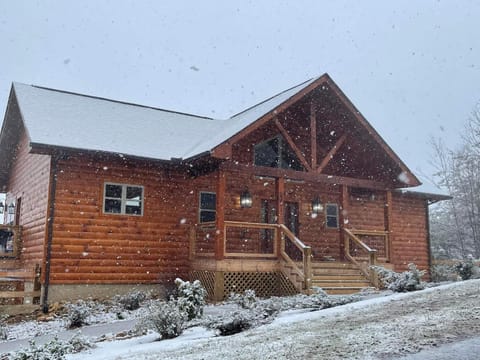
[49, 154, 200, 285]
[6, 129, 51, 270]
[390, 194, 429, 272]
[221, 167, 344, 261]
[347, 190, 387, 231]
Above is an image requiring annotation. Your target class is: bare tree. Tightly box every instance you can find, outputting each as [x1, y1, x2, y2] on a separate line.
[430, 104, 480, 259]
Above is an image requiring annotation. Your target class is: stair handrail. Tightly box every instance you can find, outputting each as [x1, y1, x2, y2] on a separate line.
[278, 224, 312, 290]
[343, 228, 377, 284]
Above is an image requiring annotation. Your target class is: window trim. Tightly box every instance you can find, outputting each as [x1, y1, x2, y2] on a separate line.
[103, 182, 144, 216]
[198, 191, 216, 223]
[325, 203, 339, 229]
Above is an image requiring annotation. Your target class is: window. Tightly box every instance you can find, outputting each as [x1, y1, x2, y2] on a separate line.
[254, 135, 304, 171]
[104, 183, 143, 215]
[325, 203, 339, 229]
[199, 192, 216, 223]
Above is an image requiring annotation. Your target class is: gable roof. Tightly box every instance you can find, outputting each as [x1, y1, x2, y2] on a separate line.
[8, 78, 319, 162]
[1, 74, 420, 188]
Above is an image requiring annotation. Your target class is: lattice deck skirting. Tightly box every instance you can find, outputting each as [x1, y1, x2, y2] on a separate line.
[189, 270, 298, 301]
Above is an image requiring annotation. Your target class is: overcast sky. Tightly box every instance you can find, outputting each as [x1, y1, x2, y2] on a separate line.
[1, 1, 479, 193]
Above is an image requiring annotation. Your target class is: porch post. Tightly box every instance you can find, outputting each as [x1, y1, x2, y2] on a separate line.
[276, 177, 285, 255]
[310, 101, 317, 170]
[215, 170, 226, 260]
[385, 190, 393, 262]
[339, 184, 349, 260]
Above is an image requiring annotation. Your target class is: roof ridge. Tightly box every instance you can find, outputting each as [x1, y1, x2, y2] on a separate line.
[229, 76, 318, 119]
[13, 82, 215, 121]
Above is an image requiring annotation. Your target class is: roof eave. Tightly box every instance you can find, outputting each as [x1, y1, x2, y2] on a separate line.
[393, 189, 452, 204]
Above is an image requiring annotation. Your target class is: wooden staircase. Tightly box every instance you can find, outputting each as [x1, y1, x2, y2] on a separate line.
[310, 261, 373, 295]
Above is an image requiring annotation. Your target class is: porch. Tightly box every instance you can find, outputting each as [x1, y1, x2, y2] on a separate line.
[0, 225, 42, 314]
[189, 220, 390, 300]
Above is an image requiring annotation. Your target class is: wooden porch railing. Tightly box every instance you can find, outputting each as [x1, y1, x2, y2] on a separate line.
[278, 224, 312, 290]
[349, 229, 390, 262]
[343, 228, 379, 286]
[224, 221, 279, 258]
[189, 221, 313, 292]
[0, 225, 22, 258]
[0, 264, 42, 314]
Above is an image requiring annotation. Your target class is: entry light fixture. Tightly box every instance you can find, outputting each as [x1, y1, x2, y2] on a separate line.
[0, 202, 4, 214]
[7, 202, 15, 215]
[240, 189, 253, 208]
[311, 196, 323, 214]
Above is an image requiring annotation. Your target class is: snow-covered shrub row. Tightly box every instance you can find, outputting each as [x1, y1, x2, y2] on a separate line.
[7, 333, 95, 360]
[206, 288, 356, 336]
[115, 290, 148, 311]
[174, 278, 207, 320]
[372, 263, 425, 292]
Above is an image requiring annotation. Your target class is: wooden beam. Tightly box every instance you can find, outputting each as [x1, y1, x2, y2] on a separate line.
[211, 75, 332, 160]
[276, 177, 285, 257]
[325, 77, 421, 186]
[316, 134, 347, 174]
[339, 185, 349, 260]
[310, 101, 317, 169]
[219, 161, 388, 190]
[274, 118, 312, 172]
[215, 170, 226, 260]
[385, 190, 393, 262]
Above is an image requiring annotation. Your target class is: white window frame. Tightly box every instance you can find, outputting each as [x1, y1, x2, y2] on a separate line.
[103, 183, 144, 216]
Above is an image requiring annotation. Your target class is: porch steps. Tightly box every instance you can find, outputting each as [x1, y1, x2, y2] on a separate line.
[310, 262, 372, 295]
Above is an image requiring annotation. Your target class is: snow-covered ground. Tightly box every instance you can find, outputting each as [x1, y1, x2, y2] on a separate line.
[2, 280, 480, 359]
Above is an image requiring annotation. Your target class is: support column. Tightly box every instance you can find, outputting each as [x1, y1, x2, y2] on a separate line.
[385, 190, 393, 262]
[276, 177, 285, 255]
[310, 101, 317, 170]
[339, 185, 349, 260]
[215, 170, 226, 260]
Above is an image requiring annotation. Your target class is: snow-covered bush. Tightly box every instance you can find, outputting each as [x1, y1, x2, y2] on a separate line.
[65, 300, 90, 328]
[116, 290, 147, 311]
[228, 289, 258, 309]
[207, 304, 278, 336]
[174, 278, 207, 320]
[208, 309, 254, 336]
[455, 256, 478, 280]
[139, 301, 187, 339]
[431, 263, 456, 282]
[7, 333, 94, 360]
[67, 332, 97, 353]
[372, 263, 425, 292]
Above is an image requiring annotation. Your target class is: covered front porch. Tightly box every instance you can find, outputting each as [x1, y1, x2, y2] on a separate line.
[188, 166, 392, 300]
[189, 220, 389, 300]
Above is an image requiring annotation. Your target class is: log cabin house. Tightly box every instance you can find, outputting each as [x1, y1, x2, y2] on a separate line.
[0, 73, 449, 309]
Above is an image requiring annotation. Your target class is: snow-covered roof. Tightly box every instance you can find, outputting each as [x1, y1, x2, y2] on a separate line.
[12, 77, 318, 161]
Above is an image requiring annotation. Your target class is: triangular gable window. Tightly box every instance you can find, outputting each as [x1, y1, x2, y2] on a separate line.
[254, 135, 304, 171]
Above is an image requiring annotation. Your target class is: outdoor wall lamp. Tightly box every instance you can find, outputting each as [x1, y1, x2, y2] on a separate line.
[7, 202, 15, 215]
[240, 190, 253, 208]
[311, 196, 323, 214]
[0, 202, 4, 214]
